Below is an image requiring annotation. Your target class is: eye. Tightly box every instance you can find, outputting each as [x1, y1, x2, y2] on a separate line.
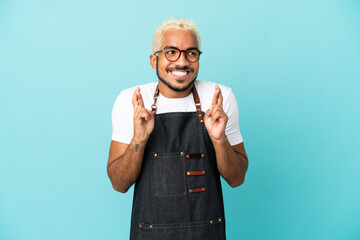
[165, 49, 178, 55]
[187, 50, 199, 57]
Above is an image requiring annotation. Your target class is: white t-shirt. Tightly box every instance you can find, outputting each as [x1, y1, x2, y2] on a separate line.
[111, 80, 243, 146]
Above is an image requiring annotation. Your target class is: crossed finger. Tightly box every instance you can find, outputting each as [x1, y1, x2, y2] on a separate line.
[132, 87, 152, 121]
[132, 87, 145, 111]
[211, 85, 223, 107]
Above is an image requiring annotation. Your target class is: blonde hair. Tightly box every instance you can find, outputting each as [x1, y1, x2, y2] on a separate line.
[152, 18, 201, 53]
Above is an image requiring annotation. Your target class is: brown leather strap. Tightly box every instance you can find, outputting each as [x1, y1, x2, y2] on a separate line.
[151, 85, 204, 123]
[151, 85, 159, 113]
[187, 170, 206, 176]
[186, 153, 206, 159]
[192, 86, 204, 123]
[188, 187, 206, 193]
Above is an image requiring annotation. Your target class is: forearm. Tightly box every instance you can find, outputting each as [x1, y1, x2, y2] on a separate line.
[212, 137, 248, 188]
[107, 139, 146, 193]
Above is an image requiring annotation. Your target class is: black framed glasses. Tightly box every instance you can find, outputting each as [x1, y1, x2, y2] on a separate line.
[154, 47, 202, 63]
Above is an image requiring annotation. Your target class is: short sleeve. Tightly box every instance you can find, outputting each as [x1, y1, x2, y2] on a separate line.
[223, 89, 243, 146]
[111, 90, 134, 144]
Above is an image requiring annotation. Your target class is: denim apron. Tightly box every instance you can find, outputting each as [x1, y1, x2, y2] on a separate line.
[130, 85, 226, 239]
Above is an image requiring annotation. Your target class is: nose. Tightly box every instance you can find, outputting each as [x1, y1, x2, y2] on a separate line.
[175, 51, 189, 65]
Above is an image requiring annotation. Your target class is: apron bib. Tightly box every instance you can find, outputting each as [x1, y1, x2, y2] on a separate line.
[130, 86, 226, 240]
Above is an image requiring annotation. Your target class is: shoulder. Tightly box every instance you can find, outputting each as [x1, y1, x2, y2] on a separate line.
[195, 80, 234, 110]
[117, 82, 157, 98]
[195, 80, 233, 96]
[114, 82, 157, 109]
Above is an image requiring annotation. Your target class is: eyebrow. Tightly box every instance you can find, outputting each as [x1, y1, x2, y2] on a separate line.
[163, 45, 199, 50]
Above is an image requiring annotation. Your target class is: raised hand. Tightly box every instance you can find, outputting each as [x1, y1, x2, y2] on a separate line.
[132, 87, 155, 143]
[204, 85, 228, 143]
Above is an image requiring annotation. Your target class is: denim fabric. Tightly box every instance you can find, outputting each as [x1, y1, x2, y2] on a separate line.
[130, 112, 226, 240]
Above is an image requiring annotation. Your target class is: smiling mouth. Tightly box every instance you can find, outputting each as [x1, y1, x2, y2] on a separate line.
[167, 68, 193, 80]
[170, 70, 189, 77]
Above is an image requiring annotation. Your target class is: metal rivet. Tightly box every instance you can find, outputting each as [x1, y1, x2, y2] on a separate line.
[201, 153, 205, 158]
[180, 152, 184, 156]
[210, 220, 213, 224]
[202, 171, 205, 174]
[150, 225, 153, 228]
[189, 189, 193, 193]
[139, 224, 142, 227]
[154, 153, 157, 157]
[187, 172, 190, 175]
[200, 120, 204, 123]
[219, 218, 222, 222]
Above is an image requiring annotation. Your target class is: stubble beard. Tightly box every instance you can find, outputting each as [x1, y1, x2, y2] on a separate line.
[156, 60, 197, 92]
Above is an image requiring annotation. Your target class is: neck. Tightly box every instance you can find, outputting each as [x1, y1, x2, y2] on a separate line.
[157, 81, 194, 98]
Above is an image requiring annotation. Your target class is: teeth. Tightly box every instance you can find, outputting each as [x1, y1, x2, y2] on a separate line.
[171, 71, 187, 76]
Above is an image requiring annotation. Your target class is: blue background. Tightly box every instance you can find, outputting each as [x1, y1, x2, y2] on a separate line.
[1, 0, 359, 239]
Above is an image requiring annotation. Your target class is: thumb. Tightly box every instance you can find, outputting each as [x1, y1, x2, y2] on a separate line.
[204, 108, 212, 120]
[146, 109, 155, 121]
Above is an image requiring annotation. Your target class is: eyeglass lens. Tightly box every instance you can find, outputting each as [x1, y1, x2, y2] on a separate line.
[164, 48, 200, 62]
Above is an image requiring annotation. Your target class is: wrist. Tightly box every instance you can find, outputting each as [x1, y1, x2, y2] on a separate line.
[132, 134, 150, 145]
[210, 134, 228, 146]
[131, 138, 148, 150]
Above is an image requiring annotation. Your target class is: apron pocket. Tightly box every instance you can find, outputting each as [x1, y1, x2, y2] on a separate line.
[154, 228, 181, 240]
[137, 224, 153, 240]
[138, 218, 224, 240]
[210, 218, 225, 240]
[154, 151, 186, 197]
[181, 223, 210, 239]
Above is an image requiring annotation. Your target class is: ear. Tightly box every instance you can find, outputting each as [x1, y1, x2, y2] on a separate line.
[150, 54, 157, 69]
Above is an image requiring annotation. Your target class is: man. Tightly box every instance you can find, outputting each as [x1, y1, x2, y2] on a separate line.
[107, 18, 248, 239]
